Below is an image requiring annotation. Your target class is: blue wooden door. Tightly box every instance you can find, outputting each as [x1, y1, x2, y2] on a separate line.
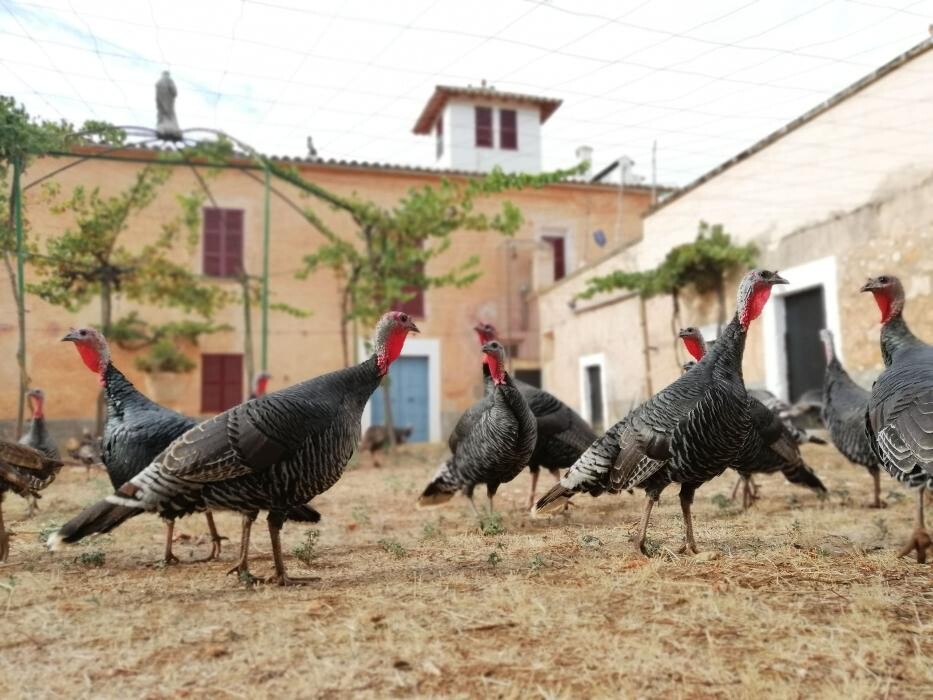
[371, 356, 429, 442]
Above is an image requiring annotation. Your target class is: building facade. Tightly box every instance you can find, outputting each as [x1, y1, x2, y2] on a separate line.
[538, 39, 933, 426]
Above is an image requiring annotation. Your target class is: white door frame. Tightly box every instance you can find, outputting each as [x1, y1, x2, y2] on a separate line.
[360, 337, 442, 443]
[578, 352, 609, 426]
[762, 255, 841, 400]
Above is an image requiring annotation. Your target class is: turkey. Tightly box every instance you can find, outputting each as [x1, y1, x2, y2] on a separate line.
[819, 328, 885, 508]
[18, 388, 60, 517]
[535, 269, 788, 555]
[678, 326, 828, 509]
[249, 371, 272, 400]
[51, 312, 419, 584]
[360, 425, 413, 467]
[861, 275, 933, 563]
[473, 322, 598, 508]
[0, 439, 63, 561]
[418, 340, 537, 514]
[61, 327, 225, 564]
[66, 428, 101, 478]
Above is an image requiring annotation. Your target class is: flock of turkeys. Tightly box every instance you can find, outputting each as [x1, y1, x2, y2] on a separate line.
[0, 270, 930, 580]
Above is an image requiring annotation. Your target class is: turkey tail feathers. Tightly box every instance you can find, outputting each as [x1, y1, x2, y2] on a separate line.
[289, 504, 322, 523]
[47, 499, 141, 550]
[782, 462, 828, 495]
[533, 483, 575, 516]
[417, 478, 457, 508]
[806, 435, 828, 445]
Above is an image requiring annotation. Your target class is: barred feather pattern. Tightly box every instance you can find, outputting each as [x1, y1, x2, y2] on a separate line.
[0, 440, 63, 499]
[106, 357, 382, 521]
[822, 355, 880, 473]
[547, 317, 751, 504]
[436, 374, 537, 495]
[866, 311, 933, 490]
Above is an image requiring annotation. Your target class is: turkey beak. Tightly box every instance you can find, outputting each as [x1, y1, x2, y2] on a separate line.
[771, 273, 789, 286]
[859, 279, 878, 293]
[61, 330, 79, 342]
[406, 320, 420, 334]
[677, 329, 689, 339]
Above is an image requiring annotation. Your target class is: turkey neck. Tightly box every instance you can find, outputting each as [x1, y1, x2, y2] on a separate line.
[700, 316, 747, 384]
[879, 314, 923, 367]
[102, 363, 153, 417]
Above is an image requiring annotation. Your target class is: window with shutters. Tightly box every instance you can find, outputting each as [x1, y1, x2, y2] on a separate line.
[542, 235, 567, 281]
[499, 109, 517, 150]
[475, 106, 493, 148]
[202, 208, 244, 277]
[201, 354, 244, 413]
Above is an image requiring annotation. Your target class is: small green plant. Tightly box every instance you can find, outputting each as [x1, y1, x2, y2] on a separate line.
[378, 538, 407, 557]
[581, 534, 603, 548]
[479, 511, 505, 536]
[75, 550, 105, 567]
[834, 488, 852, 507]
[529, 554, 547, 572]
[790, 519, 802, 535]
[487, 551, 502, 567]
[421, 521, 441, 540]
[641, 537, 662, 557]
[886, 490, 905, 503]
[351, 506, 371, 526]
[292, 529, 321, 564]
[711, 493, 731, 510]
[383, 475, 403, 493]
[873, 517, 889, 540]
[786, 493, 802, 509]
[38, 522, 61, 544]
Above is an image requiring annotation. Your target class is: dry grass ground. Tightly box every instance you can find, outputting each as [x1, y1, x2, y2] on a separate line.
[0, 443, 930, 699]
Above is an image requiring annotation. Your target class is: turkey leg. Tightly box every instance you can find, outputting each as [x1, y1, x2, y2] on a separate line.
[899, 488, 932, 564]
[195, 511, 227, 562]
[526, 469, 540, 511]
[867, 469, 886, 509]
[162, 520, 181, 565]
[226, 513, 256, 579]
[633, 496, 656, 556]
[265, 517, 320, 586]
[0, 501, 9, 562]
[23, 495, 38, 519]
[678, 484, 700, 555]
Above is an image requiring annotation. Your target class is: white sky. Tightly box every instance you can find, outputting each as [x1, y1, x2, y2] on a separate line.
[2, 0, 932, 185]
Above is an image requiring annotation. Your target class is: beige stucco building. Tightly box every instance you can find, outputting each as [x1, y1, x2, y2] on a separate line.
[539, 38, 933, 429]
[1, 86, 661, 442]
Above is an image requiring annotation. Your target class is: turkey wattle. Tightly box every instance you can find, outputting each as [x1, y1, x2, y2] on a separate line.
[61, 327, 225, 564]
[819, 329, 885, 508]
[472, 322, 598, 509]
[678, 327, 828, 509]
[535, 269, 787, 555]
[861, 275, 933, 563]
[418, 340, 537, 514]
[50, 311, 419, 585]
[0, 439, 63, 561]
[18, 388, 61, 518]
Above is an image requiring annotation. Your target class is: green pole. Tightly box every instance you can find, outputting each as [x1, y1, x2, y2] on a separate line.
[261, 164, 271, 371]
[12, 156, 27, 436]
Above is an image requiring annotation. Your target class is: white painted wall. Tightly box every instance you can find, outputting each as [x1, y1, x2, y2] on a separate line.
[437, 98, 542, 173]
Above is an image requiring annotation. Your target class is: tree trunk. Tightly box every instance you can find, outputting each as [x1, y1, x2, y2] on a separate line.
[240, 273, 255, 391]
[339, 284, 350, 368]
[6, 163, 28, 437]
[97, 274, 113, 435]
[715, 277, 727, 336]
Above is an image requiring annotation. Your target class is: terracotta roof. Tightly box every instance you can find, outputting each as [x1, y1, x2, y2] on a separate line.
[412, 85, 563, 134]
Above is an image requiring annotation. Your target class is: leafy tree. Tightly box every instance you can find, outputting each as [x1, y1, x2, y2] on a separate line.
[0, 97, 124, 432]
[577, 221, 758, 357]
[27, 162, 229, 428]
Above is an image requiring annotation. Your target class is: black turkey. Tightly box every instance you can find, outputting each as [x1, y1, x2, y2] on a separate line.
[51, 312, 419, 584]
[678, 327, 827, 509]
[360, 425, 413, 467]
[473, 322, 598, 508]
[61, 327, 225, 563]
[535, 270, 787, 555]
[18, 388, 60, 518]
[419, 341, 537, 514]
[0, 439, 63, 561]
[861, 275, 933, 563]
[819, 329, 885, 508]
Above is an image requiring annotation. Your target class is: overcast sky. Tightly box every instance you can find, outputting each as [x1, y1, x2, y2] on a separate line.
[2, 0, 932, 185]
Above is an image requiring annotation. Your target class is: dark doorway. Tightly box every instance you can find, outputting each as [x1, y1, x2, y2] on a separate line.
[514, 369, 541, 388]
[542, 235, 566, 281]
[585, 364, 604, 432]
[784, 286, 826, 402]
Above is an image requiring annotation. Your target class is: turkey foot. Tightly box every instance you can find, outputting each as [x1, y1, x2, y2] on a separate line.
[679, 486, 700, 555]
[226, 515, 254, 578]
[633, 497, 656, 557]
[266, 519, 319, 586]
[193, 512, 227, 563]
[161, 521, 181, 566]
[898, 528, 932, 564]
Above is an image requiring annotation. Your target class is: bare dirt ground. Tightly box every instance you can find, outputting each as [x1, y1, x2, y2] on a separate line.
[0, 443, 930, 699]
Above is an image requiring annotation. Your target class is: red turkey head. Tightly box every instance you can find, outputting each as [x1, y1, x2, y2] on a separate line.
[860, 275, 904, 325]
[677, 327, 707, 361]
[474, 322, 498, 345]
[481, 340, 508, 385]
[818, 329, 836, 364]
[736, 270, 788, 330]
[62, 327, 110, 385]
[27, 388, 45, 419]
[253, 371, 272, 397]
[374, 311, 420, 376]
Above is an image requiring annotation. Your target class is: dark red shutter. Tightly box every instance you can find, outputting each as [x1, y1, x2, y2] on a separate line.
[224, 210, 244, 276]
[500, 109, 517, 150]
[475, 107, 493, 148]
[201, 354, 244, 413]
[542, 236, 566, 281]
[203, 208, 223, 276]
[393, 284, 425, 318]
